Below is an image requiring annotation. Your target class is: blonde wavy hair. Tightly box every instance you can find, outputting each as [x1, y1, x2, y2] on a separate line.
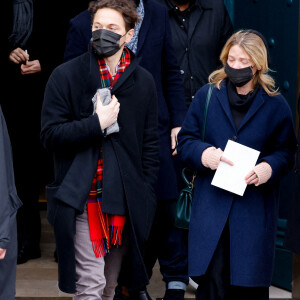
[209, 30, 279, 96]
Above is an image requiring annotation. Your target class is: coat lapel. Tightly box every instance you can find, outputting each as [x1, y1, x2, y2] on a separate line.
[136, 0, 152, 56]
[80, 45, 101, 116]
[111, 57, 140, 95]
[188, 0, 212, 40]
[81, 46, 139, 115]
[216, 85, 236, 132]
[237, 88, 265, 132]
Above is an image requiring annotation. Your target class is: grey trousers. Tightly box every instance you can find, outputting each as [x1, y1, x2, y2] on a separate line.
[0, 213, 17, 300]
[74, 207, 128, 300]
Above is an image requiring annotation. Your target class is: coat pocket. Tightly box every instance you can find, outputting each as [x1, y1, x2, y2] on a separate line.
[9, 190, 22, 216]
[46, 185, 60, 226]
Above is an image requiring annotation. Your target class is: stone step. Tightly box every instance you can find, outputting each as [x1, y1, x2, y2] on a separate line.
[15, 210, 291, 299]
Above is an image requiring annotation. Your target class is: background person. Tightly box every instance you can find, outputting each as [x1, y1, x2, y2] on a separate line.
[5, 0, 43, 265]
[157, 0, 234, 107]
[177, 30, 297, 300]
[0, 104, 22, 300]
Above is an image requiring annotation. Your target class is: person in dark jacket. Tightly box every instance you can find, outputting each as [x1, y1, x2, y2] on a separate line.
[177, 30, 297, 300]
[156, 0, 233, 107]
[40, 0, 159, 298]
[0, 105, 23, 300]
[62, 1, 188, 299]
[4, 0, 43, 265]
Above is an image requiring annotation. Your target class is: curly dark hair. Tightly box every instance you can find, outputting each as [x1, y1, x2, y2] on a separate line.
[88, 0, 138, 32]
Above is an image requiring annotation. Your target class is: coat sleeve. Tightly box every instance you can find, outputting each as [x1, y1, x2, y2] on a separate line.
[177, 85, 215, 171]
[142, 79, 160, 192]
[0, 109, 12, 250]
[40, 69, 103, 152]
[161, 7, 187, 128]
[63, 11, 91, 62]
[259, 97, 297, 184]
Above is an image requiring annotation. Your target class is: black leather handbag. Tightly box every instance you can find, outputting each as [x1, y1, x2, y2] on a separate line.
[174, 84, 213, 229]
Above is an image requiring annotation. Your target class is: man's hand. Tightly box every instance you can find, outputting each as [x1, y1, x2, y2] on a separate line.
[96, 94, 120, 130]
[9, 48, 29, 64]
[0, 248, 7, 260]
[21, 60, 41, 75]
[171, 127, 181, 156]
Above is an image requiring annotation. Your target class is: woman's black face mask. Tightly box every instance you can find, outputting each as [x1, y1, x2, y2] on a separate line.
[92, 29, 125, 58]
[224, 63, 254, 87]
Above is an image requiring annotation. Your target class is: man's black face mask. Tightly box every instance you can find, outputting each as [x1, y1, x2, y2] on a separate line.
[92, 29, 124, 58]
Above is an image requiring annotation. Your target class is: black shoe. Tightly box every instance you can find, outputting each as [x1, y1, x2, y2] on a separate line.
[17, 244, 41, 264]
[162, 289, 185, 300]
[129, 289, 152, 300]
[114, 285, 130, 300]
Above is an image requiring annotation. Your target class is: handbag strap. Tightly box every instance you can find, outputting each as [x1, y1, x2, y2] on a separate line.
[190, 84, 213, 185]
[201, 84, 213, 142]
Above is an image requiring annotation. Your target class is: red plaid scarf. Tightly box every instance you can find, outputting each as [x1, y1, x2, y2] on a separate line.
[87, 47, 131, 257]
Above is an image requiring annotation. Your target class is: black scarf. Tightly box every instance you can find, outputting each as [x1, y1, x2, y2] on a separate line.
[227, 80, 259, 130]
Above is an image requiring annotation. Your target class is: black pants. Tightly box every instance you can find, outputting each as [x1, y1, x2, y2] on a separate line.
[118, 199, 189, 292]
[143, 199, 189, 285]
[193, 223, 269, 300]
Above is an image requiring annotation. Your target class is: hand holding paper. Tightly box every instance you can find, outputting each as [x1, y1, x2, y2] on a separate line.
[202, 147, 234, 170]
[211, 140, 260, 196]
[245, 169, 259, 185]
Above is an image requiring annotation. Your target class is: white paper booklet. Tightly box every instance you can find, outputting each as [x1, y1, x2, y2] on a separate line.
[211, 140, 260, 196]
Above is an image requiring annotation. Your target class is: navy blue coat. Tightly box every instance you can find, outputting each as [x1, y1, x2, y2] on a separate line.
[177, 83, 297, 286]
[63, 0, 187, 200]
[0, 106, 22, 251]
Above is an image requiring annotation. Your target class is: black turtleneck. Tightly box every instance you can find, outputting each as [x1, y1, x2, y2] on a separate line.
[227, 80, 259, 130]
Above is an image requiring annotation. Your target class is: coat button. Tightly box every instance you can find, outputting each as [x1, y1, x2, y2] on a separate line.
[232, 136, 237, 141]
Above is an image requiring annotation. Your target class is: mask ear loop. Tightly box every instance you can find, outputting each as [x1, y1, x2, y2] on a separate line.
[119, 31, 129, 48]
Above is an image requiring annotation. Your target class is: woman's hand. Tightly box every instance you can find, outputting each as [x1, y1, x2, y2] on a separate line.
[245, 162, 272, 186]
[201, 147, 234, 170]
[9, 48, 29, 64]
[245, 170, 259, 185]
[96, 94, 120, 130]
[0, 248, 7, 260]
[171, 127, 181, 156]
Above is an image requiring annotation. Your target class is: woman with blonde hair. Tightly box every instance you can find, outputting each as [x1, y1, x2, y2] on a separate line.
[177, 30, 297, 300]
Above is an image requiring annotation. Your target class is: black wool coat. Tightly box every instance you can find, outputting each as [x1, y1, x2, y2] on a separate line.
[63, 0, 188, 200]
[40, 47, 159, 293]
